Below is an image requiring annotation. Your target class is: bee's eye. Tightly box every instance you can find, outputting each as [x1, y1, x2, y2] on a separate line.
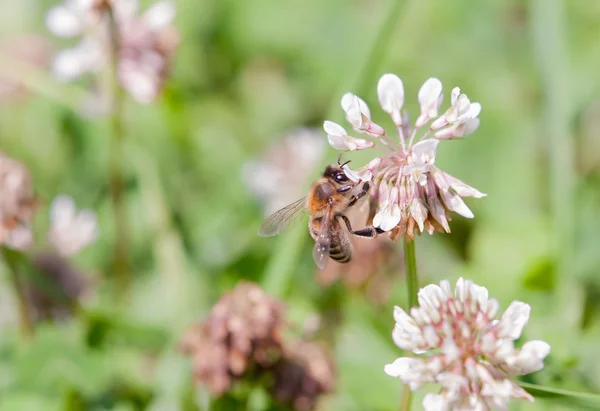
[334, 173, 348, 183]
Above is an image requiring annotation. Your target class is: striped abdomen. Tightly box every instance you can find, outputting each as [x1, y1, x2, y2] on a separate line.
[309, 217, 353, 264]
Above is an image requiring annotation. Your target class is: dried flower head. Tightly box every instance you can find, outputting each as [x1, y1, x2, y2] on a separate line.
[385, 278, 551, 410]
[271, 341, 335, 411]
[46, 0, 178, 103]
[325, 74, 485, 240]
[244, 128, 325, 215]
[47, 195, 98, 257]
[179, 281, 286, 396]
[0, 153, 38, 250]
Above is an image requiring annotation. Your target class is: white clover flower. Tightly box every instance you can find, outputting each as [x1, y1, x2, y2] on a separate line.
[48, 195, 98, 256]
[385, 278, 551, 411]
[324, 74, 484, 240]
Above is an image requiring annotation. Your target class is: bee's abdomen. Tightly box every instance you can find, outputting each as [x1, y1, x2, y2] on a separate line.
[329, 244, 352, 263]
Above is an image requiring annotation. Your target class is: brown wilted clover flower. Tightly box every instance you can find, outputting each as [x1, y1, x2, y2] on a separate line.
[271, 341, 335, 411]
[0, 152, 39, 250]
[45, 0, 179, 104]
[179, 281, 286, 396]
[325, 74, 485, 240]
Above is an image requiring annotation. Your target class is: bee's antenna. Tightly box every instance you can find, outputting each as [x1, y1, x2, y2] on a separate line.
[337, 153, 351, 168]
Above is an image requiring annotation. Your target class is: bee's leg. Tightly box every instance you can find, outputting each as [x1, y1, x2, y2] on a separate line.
[346, 182, 370, 207]
[340, 215, 384, 238]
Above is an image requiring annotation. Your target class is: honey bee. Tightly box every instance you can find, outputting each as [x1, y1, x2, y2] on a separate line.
[258, 159, 383, 269]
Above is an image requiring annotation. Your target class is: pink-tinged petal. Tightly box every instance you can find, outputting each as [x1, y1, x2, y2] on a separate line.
[440, 189, 474, 218]
[498, 301, 531, 340]
[377, 73, 404, 125]
[442, 172, 486, 198]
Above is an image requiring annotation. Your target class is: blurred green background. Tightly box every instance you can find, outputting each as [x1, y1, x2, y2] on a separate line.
[1, 0, 600, 409]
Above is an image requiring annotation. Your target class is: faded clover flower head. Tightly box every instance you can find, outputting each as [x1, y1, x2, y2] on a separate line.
[179, 281, 286, 396]
[48, 195, 98, 257]
[46, 0, 179, 104]
[385, 278, 551, 410]
[0, 152, 38, 250]
[325, 74, 485, 240]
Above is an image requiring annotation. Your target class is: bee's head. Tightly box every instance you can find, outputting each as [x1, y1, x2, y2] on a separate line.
[323, 165, 350, 185]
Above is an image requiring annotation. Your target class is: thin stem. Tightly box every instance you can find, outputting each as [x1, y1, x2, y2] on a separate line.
[107, 7, 130, 299]
[400, 385, 412, 411]
[400, 238, 418, 411]
[403, 239, 418, 312]
[381, 132, 404, 153]
[1, 248, 33, 339]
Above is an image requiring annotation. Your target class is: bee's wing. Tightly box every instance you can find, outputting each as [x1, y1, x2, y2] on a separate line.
[312, 205, 333, 270]
[258, 197, 308, 237]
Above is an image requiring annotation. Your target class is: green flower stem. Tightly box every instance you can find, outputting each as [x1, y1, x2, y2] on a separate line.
[1, 248, 32, 339]
[404, 239, 418, 307]
[400, 238, 418, 411]
[108, 7, 130, 299]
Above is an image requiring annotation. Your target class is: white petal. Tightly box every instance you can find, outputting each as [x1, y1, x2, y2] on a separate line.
[377, 74, 404, 124]
[341, 93, 371, 119]
[450, 87, 460, 105]
[384, 357, 423, 380]
[142, 1, 175, 30]
[464, 102, 481, 119]
[416, 77, 443, 127]
[440, 189, 474, 218]
[498, 301, 531, 340]
[443, 173, 486, 198]
[511, 340, 551, 374]
[327, 134, 349, 151]
[378, 205, 401, 231]
[323, 120, 346, 137]
[393, 305, 418, 330]
[342, 164, 372, 182]
[411, 138, 439, 162]
[423, 394, 450, 411]
[46, 5, 83, 37]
